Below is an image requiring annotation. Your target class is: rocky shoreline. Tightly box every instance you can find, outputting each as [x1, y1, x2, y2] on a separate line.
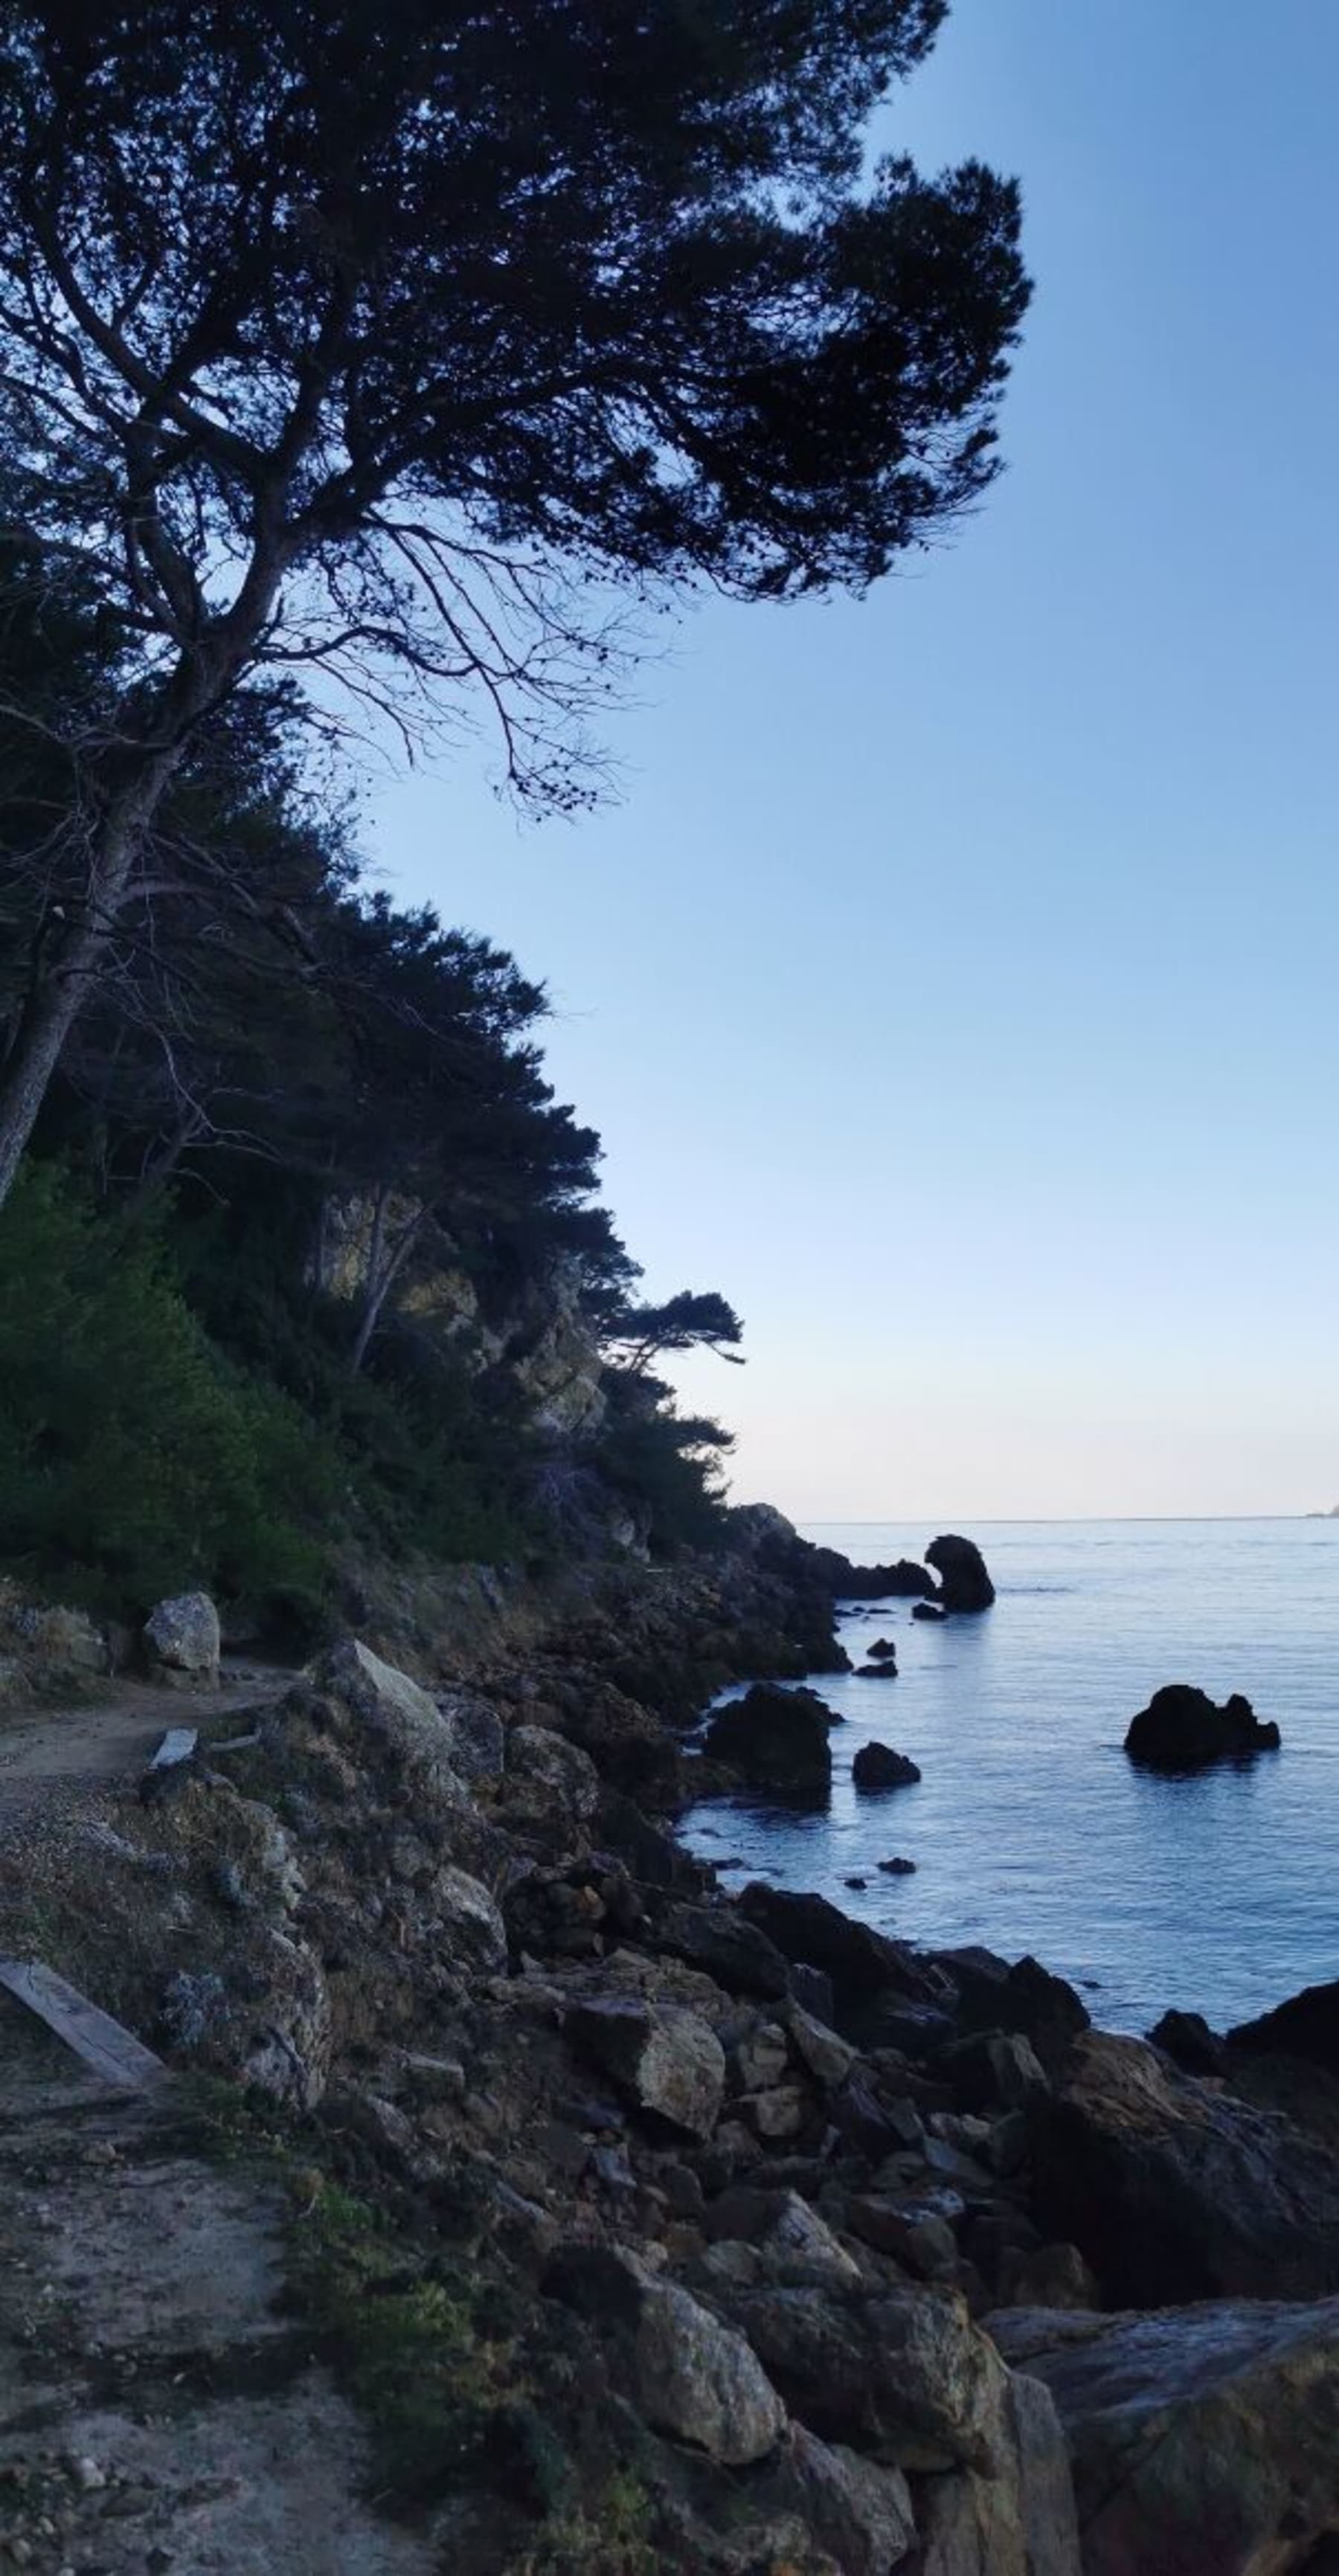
[1, 1518, 1338, 2572]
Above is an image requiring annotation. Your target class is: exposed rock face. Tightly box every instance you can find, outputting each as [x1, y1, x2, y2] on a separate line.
[925, 1535, 996, 1613]
[565, 1995, 725, 2137]
[1229, 1975, 1339, 2075]
[1124, 1680, 1281, 1770]
[143, 1591, 220, 1689]
[701, 1681, 835, 1791]
[310, 1638, 464, 1803]
[728, 2281, 1012, 2473]
[1148, 2005, 1227, 2076]
[913, 2370, 1082, 2576]
[1030, 2029, 1339, 2302]
[852, 1741, 922, 1790]
[949, 1950, 1091, 2078]
[655, 1899, 791, 2000]
[992, 2296, 1339, 2576]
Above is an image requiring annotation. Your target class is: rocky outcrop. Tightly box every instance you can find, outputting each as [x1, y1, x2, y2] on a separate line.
[925, 1534, 996, 1613]
[700, 1681, 834, 1791]
[1124, 1681, 1281, 1770]
[738, 1880, 937, 2011]
[1030, 2029, 1339, 2302]
[852, 1741, 921, 1790]
[992, 2296, 1339, 2576]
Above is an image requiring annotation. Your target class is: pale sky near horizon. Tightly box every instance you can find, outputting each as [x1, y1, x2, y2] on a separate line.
[367, 0, 1339, 1522]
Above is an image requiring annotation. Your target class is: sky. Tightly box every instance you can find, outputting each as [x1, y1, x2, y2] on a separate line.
[367, 0, 1339, 1523]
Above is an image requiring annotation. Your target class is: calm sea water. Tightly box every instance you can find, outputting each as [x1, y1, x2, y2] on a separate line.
[680, 1519, 1339, 2034]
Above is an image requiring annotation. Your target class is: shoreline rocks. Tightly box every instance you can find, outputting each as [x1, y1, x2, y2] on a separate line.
[852, 1741, 922, 1790]
[701, 1680, 835, 1792]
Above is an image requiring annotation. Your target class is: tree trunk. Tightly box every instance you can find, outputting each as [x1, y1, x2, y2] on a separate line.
[349, 1198, 424, 1375]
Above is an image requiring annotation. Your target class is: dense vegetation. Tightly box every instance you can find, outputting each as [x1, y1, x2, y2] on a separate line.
[0, 1, 1028, 1624]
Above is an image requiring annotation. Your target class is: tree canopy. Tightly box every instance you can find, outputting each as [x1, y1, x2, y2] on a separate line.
[0, 0, 1028, 1197]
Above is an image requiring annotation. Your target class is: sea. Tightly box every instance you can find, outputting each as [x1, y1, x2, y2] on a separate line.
[678, 1517, 1339, 2037]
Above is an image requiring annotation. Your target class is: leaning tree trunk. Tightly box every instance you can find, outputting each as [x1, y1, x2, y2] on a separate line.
[0, 763, 180, 1208]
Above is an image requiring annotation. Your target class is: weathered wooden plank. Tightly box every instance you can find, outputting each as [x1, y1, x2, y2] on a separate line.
[0, 1958, 167, 2090]
[149, 1727, 198, 1770]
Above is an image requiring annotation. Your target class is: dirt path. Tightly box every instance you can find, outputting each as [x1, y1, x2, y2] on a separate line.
[0, 2005, 437, 2574]
[0, 1665, 290, 1793]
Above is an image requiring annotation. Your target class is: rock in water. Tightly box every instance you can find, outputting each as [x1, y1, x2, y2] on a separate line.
[142, 1591, 220, 1689]
[852, 1741, 922, 1790]
[913, 1601, 947, 1622]
[701, 1682, 834, 1790]
[1124, 1683, 1280, 1770]
[925, 1535, 996, 1613]
[992, 2295, 1339, 2576]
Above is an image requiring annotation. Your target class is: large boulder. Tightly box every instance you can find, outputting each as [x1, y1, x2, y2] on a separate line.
[1229, 1976, 1339, 2076]
[1123, 1681, 1280, 1770]
[852, 1741, 922, 1790]
[655, 1899, 791, 2000]
[991, 2296, 1339, 2576]
[547, 2245, 785, 2466]
[925, 1535, 995, 1613]
[501, 1724, 600, 1829]
[729, 2282, 1012, 2474]
[948, 1950, 1091, 2078]
[565, 1995, 725, 2138]
[1030, 2029, 1339, 2302]
[743, 2425, 917, 2576]
[143, 1590, 220, 1689]
[913, 2371, 1082, 2576]
[701, 1682, 834, 1792]
[739, 1882, 936, 2010]
[430, 1864, 508, 1974]
[309, 1639, 464, 1803]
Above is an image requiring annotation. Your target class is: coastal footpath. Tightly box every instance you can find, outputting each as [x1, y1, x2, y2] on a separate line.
[1, 1519, 1338, 2575]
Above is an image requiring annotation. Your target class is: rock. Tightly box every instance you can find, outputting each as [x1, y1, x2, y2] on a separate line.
[701, 1682, 834, 1791]
[565, 1997, 725, 2139]
[1228, 1974, 1339, 2075]
[995, 2243, 1099, 2311]
[845, 1873, 869, 1889]
[1149, 2006, 1227, 2076]
[729, 2018, 791, 2092]
[1, 1601, 109, 1682]
[739, 1883, 934, 2008]
[783, 2000, 858, 2092]
[748, 2424, 917, 2576]
[991, 2294, 1339, 2576]
[437, 1689, 505, 1783]
[547, 2244, 785, 2464]
[879, 1854, 917, 1874]
[940, 2030, 1050, 2114]
[925, 1535, 996, 1613]
[310, 1638, 464, 1799]
[656, 1899, 791, 2000]
[852, 1741, 922, 1790]
[1124, 1681, 1281, 1770]
[504, 1724, 600, 1828]
[1030, 2029, 1339, 2302]
[868, 1638, 899, 1660]
[745, 2084, 809, 2142]
[733, 2281, 1011, 2473]
[914, 2371, 1082, 2576]
[856, 1662, 902, 1677]
[849, 2195, 960, 2280]
[952, 1952, 1090, 2077]
[789, 1962, 838, 2025]
[432, 1865, 508, 1973]
[143, 1590, 220, 1689]
[913, 1601, 948, 1622]
[758, 2191, 864, 2292]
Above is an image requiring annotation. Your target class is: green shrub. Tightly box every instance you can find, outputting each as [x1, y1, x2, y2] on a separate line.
[0, 1165, 332, 1613]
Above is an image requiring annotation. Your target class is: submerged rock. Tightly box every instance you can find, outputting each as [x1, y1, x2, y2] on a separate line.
[925, 1535, 996, 1613]
[852, 1741, 922, 1790]
[1124, 1682, 1280, 1770]
[701, 1682, 834, 1791]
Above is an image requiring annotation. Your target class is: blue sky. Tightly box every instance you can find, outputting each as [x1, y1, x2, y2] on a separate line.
[368, 0, 1339, 1520]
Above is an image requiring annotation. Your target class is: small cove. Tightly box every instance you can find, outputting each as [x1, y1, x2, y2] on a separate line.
[679, 1517, 1339, 2034]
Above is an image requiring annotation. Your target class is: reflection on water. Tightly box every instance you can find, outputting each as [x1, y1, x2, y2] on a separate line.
[680, 1518, 1339, 2033]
